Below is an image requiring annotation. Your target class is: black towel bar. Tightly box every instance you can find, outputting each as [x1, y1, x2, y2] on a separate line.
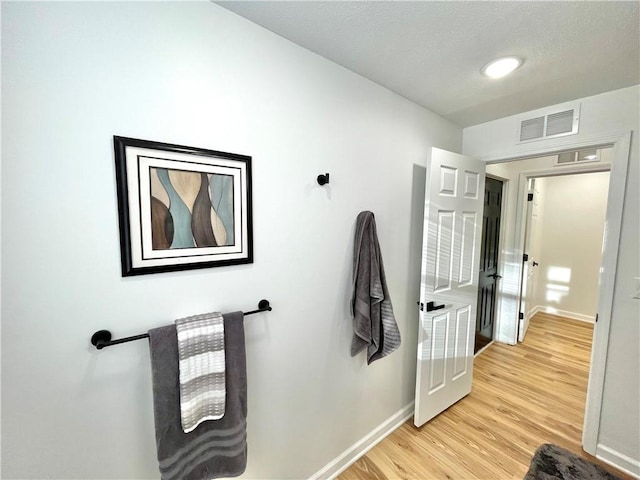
[90, 299, 272, 350]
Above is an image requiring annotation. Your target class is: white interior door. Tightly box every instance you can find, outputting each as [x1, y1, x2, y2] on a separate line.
[414, 147, 486, 427]
[518, 180, 542, 342]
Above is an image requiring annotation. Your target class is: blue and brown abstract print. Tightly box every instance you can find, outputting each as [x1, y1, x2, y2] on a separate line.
[149, 167, 235, 250]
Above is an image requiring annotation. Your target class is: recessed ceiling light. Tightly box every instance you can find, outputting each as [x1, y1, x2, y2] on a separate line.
[482, 57, 522, 79]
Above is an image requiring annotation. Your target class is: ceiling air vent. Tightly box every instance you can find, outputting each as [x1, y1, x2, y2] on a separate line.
[517, 104, 580, 143]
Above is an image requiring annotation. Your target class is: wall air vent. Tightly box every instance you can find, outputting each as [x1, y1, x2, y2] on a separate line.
[555, 148, 601, 166]
[517, 104, 580, 144]
[520, 116, 545, 141]
[546, 110, 575, 136]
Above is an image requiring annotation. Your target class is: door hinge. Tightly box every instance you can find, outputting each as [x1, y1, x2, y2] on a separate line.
[595, 313, 598, 323]
[523, 253, 529, 262]
[519, 312, 524, 320]
[417, 301, 424, 311]
[528, 193, 534, 201]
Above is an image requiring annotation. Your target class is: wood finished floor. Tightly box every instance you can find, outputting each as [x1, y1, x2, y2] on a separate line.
[339, 313, 632, 480]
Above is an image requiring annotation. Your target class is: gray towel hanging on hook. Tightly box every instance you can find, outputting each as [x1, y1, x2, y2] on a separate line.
[350, 211, 401, 363]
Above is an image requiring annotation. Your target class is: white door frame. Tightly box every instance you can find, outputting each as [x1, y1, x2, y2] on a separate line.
[478, 131, 632, 455]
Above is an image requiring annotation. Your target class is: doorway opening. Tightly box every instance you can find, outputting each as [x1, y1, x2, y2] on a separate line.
[483, 146, 614, 348]
[479, 132, 631, 457]
[414, 131, 631, 458]
[474, 158, 610, 353]
[515, 170, 610, 342]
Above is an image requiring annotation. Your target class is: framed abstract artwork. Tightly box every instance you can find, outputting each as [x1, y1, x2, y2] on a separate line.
[113, 136, 252, 276]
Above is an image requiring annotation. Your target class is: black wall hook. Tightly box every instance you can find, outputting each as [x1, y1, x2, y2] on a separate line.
[317, 173, 330, 186]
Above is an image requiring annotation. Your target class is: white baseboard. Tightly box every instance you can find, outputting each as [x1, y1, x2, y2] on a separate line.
[529, 305, 595, 324]
[309, 402, 414, 480]
[596, 444, 640, 479]
[526, 305, 543, 321]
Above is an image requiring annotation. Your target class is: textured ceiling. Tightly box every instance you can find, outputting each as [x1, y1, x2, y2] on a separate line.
[216, 1, 640, 127]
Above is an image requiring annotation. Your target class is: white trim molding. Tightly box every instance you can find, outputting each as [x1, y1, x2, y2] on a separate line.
[582, 132, 632, 455]
[309, 403, 414, 480]
[596, 444, 640, 479]
[478, 131, 628, 164]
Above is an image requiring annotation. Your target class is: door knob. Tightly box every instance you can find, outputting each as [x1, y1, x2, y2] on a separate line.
[426, 301, 446, 312]
[532, 261, 539, 267]
[489, 273, 502, 279]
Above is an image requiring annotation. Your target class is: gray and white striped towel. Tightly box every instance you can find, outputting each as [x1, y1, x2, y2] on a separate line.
[176, 312, 226, 433]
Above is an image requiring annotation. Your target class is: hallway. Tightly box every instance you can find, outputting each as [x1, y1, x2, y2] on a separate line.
[340, 313, 629, 479]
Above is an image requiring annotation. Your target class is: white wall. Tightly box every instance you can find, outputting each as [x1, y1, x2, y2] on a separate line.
[1, 3, 461, 479]
[485, 151, 611, 343]
[532, 172, 609, 320]
[464, 86, 640, 474]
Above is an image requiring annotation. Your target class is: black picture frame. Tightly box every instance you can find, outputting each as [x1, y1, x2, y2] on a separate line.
[113, 136, 253, 276]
